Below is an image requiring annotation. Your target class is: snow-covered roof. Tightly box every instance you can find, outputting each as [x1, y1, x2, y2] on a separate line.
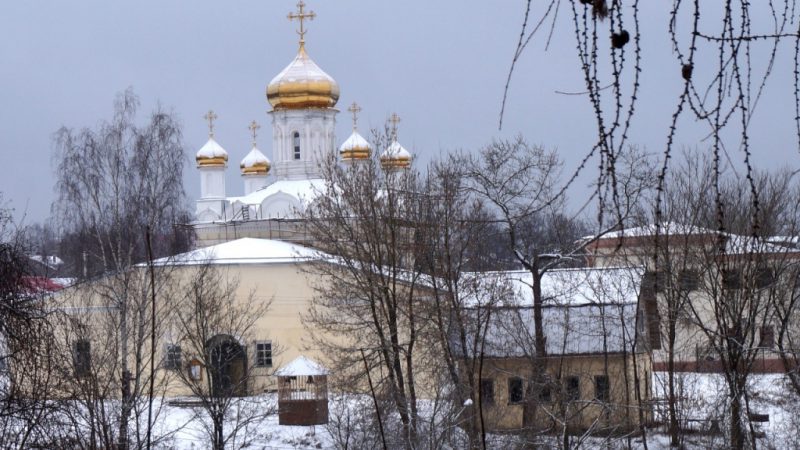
[268, 47, 338, 93]
[231, 178, 326, 207]
[240, 146, 270, 169]
[462, 266, 644, 307]
[275, 355, 329, 376]
[148, 238, 325, 266]
[591, 222, 797, 256]
[28, 254, 64, 268]
[455, 266, 643, 358]
[595, 222, 712, 239]
[339, 130, 371, 152]
[196, 137, 228, 160]
[380, 140, 411, 161]
[458, 302, 640, 357]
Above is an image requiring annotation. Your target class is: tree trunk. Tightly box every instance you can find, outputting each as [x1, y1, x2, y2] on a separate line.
[667, 331, 679, 447]
[730, 390, 744, 450]
[118, 300, 131, 450]
[214, 416, 225, 450]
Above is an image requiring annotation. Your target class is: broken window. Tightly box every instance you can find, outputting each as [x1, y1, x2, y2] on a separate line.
[508, 377, 524, 404]
[565, 376, 580, 401]
[480, 379, 494, 405]
[595, 375, 610, 402]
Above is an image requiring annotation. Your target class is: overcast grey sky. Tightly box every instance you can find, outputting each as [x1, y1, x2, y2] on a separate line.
[1, 1, 797, 224]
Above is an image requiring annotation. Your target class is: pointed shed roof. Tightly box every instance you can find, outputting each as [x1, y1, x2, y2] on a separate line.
[275, 355, 329, 376]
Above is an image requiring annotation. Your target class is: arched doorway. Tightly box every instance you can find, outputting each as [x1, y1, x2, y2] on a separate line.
[206, 334, 247, 397]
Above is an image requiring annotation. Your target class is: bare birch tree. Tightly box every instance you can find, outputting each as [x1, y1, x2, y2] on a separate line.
[52, 88, 191, 449]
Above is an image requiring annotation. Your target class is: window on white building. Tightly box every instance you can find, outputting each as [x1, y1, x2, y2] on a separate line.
[293, 132, 301, 160]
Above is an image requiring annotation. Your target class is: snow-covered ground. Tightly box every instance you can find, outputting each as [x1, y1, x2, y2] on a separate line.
[29, 373, 797, 449]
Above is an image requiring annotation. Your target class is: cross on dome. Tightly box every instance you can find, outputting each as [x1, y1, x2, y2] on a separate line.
[288, 1, 316, 47]
[389, 113, 401, 141]
[348, 102, 362, 130]
[204, 110, 218, 137]
[248, 120, 261, 146]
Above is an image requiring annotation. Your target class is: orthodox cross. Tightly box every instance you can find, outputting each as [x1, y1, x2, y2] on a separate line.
[248, 120, 260, 147]
[288, 1, 315, 46]
[388, 112, 401, 140]
[204, 110, 218, 137]
[348, 102, 362, 130]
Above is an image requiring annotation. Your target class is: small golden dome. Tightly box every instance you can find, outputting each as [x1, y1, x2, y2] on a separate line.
[339, 130, 372, 161]
[380, 141, 412, 170]
[267, 44, 340, 110]
[196, 137, 228, 168]
[240, 147, 271, 176]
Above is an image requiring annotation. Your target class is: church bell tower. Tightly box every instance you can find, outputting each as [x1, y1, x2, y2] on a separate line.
[266, 1, 338, 181]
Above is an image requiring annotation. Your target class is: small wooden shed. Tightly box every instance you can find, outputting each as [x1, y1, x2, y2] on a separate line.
[275, 356, 329, 425]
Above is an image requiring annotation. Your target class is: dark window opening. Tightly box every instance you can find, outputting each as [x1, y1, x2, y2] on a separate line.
[643, 271, 668, 292]
[255, 341, 272, 367]
[508, 377, 524, 404]
[539, 385, 552, 402]
[73, 339, 91, 377]
[480, 379, 494, 405]
[760, 325, 775, 349]
[565, 376, 580, 401]
[756, 267, 776, 289]
[164, 344, 182, 370]
[293, 132, 301, 160]
[723, 269, 742, 289]
[679, 270, 700, 291]
[595, 375, 610, 402]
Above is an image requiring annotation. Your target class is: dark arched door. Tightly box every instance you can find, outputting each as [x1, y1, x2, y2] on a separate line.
[206, 334, 247, 397]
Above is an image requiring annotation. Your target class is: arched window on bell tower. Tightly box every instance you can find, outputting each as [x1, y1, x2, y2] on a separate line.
[293, 132, 301, 160]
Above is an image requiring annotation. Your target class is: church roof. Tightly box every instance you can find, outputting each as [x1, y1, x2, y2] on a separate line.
[380, 140, 412, 170]
[240, 146, 271, 175]
[195, 137, 228, 167]
[232, 178, 326, 207]
[267, 45, 339, 110]
[149, 238, 324, 266]
[339, 130, 372, 161]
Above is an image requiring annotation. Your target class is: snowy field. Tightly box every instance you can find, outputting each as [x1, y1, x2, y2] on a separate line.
[131, 372, 800, 449]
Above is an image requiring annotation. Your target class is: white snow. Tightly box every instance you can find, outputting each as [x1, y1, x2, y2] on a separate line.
[339, 130, 371, 152]
[276, 355, 329, 376]
[231, 178, 326, 207]
[195, 137, 228, 160]
[462, 266, 644, 307]
[380, 140, 412, 161]
[240, 145, 270, 168]
[458, 267, 643, 357]
[147, 238, 326, 266]
[591, 222, 796, 255]
[9, 374, 798, 449]
[269, 46, 338, 90]
[28, 254, 64, 267]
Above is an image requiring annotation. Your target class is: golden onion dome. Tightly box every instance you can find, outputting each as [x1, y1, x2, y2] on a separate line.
[339, 130, 372, 161]
[380, 140, 412, 170]
[196, 137, 228, 168]
[267, 44, 340, 110]
[240, 146, 271, 176]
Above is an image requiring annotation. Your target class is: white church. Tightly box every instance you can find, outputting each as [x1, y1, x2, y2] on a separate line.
[192, 1, 412, 247]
